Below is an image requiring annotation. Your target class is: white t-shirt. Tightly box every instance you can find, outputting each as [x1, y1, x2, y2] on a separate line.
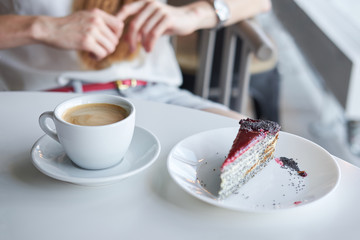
[0, 0, 182, 91]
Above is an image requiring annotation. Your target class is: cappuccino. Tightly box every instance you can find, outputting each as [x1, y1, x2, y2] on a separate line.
[62, 103, 128, 126]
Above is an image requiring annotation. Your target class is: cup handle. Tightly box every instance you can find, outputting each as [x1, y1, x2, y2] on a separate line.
[39, 111, 60, 143]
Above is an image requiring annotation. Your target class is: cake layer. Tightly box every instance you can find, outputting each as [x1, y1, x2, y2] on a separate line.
[218, 133, 278, 199]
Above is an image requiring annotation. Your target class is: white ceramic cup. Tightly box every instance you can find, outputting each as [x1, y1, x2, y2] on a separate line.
[39, 95, 135, 170]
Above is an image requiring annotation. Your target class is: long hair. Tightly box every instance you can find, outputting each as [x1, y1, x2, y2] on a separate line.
[73, 0, 140, 70]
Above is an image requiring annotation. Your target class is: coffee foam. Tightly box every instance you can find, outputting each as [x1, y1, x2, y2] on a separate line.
[62, 103, 128, 126]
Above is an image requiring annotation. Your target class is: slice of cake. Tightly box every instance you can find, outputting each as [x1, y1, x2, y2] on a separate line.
[218, 118, 281, 199]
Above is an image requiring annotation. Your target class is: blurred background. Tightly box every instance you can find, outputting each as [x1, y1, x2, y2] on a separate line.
[172, 0, 360, 167]
[262, 0, 360, 167]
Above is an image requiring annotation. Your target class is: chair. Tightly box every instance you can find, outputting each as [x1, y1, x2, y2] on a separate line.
[168, 0, 276, 116]
[194, 19, 275, 114]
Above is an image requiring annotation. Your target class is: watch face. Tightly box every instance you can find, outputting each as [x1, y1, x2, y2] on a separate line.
[214, 0, 230, 23]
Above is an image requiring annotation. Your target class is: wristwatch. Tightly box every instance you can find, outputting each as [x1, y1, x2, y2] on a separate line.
[210, 0, 231, 29]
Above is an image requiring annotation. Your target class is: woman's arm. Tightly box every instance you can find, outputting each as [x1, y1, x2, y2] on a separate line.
[0, 9, 124, 60]
[0, 15, 39, 48]
[117, 0, 271, 52]
[178, 0, 272, 30]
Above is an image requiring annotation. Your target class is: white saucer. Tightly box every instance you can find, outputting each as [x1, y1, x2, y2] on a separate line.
[167, 127, 341, 212]
[31, 126, 161, 186]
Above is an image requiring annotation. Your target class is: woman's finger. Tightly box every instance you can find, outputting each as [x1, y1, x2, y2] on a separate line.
[126, 2, 159, 51]
[140, 7, 163, 39]
[116, 1, 147, 21]
[81, 34, 108, 60]
[93, 27, 117, 57]
[143, 14, 169, 52]
[97, 9, 124, 38]
[97, 18, 120, 46]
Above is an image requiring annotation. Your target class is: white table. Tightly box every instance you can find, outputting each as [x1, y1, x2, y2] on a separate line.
[1, 92, 360, 240]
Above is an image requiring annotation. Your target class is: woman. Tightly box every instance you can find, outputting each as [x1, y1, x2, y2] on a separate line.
[0, 0, 271, 119]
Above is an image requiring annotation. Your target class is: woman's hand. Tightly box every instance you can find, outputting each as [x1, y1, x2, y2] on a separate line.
[34, 9, 124, 60]
[0, 0, 271, 57]
[117, 0, 206, 53]
[116, 0, 272, 53]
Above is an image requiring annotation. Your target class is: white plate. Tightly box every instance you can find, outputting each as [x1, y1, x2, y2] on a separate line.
[31, 126, 160, 186]
[167, 127, 341, 212]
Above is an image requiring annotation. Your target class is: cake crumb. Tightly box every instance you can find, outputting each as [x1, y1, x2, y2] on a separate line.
[277, 157, 308, 177]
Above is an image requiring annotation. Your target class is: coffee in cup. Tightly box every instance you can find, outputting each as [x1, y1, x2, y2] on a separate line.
[39, 95, 135, 170]
[62, 103, 128, 126]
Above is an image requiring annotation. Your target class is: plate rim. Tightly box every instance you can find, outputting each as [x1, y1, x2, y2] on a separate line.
[31, 126, 161, 186]
[167, 127, 341, 212]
